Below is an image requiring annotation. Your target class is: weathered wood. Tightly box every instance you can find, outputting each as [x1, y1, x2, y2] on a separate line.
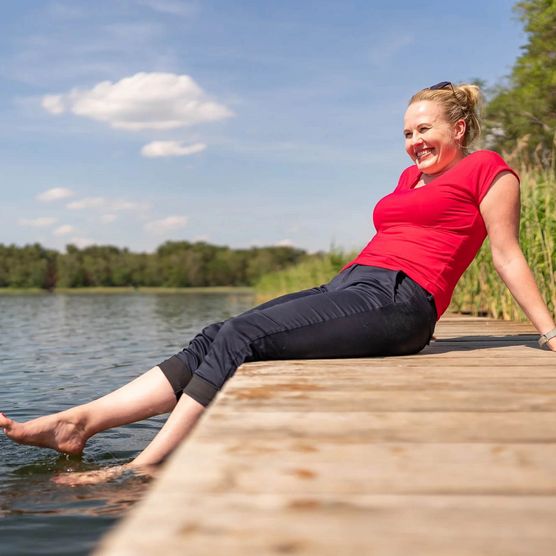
[216, 388, 556, 412]
[96, 494, 556, 556]
[159, 441, 556, 495]
[199, 411, 556, 442]
[95, 314, 556, 556]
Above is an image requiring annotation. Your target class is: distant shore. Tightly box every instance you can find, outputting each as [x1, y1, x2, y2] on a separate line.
[0, 286, 254, 295]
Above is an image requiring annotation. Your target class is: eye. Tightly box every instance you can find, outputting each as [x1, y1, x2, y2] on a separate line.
[403, 131, 412, 139]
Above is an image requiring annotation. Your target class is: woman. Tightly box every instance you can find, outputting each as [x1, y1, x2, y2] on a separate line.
[2, 82, 555, 480]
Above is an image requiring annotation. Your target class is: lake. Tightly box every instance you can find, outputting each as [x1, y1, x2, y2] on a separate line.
[0, 291, 255, 556]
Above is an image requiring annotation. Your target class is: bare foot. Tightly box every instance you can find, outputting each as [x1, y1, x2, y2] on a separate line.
[0, 411, 88, 455]
[53, 465, 128, 486]
[52, 463, 157, 486]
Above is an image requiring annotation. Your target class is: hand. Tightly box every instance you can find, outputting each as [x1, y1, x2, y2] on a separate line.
[546, 337, 556, 352]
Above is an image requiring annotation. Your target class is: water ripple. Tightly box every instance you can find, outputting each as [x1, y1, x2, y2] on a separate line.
[0, 292, 253, 556]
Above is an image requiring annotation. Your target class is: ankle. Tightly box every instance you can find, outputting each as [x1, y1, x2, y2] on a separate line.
[60, 407, 91, 436]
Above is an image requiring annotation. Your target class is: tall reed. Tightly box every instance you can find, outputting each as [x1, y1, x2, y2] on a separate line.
[450, 164, 555, 320]
[255, 248, 355, 300]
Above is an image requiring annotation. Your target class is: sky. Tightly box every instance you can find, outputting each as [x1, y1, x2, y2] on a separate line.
[0, 0, 525, 254]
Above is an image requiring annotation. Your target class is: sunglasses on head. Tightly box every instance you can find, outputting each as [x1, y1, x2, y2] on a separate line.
[429, 81, 455, 92]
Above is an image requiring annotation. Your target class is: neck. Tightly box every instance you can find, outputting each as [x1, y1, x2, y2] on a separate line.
[422, 151, 465, 183]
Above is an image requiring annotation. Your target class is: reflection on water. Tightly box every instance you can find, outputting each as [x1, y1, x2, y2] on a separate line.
[0, 292, 254, 556]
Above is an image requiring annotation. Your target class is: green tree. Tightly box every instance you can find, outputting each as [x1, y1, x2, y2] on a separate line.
[484, 0, 556, 168]
[0, 243, 57, 288]
[0, 241, 307, 289]
[57, 244, 86, 287]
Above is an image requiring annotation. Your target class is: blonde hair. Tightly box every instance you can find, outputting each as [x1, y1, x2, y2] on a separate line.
[409, 83, 483, 152]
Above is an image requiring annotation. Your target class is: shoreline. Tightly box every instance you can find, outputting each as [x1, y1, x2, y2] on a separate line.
[0, 286, 255, 296]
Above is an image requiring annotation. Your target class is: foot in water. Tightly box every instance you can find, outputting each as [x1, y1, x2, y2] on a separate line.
[53, 465, 128, 486]
[0, 411, 88, 455]
[52, 463, 158, 486]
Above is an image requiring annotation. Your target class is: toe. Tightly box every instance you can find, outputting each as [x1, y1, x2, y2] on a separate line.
[0, 413, 15, 431]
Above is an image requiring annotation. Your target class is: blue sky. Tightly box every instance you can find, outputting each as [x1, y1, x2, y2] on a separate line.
[0, 0, 524, 253]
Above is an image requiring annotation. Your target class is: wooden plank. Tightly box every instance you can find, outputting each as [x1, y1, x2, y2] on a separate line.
[236, 364, 556, 375]
[223, 376, 556, 390]
[145, 441, 556, 496]
[198, 411, 556, 442]
[216, 388, 556, 412]
[96, 494, 556, 556]
[240, 358, 556, 371]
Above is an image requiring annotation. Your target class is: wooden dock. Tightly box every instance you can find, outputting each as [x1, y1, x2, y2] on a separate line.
[95, 314, 556, 556]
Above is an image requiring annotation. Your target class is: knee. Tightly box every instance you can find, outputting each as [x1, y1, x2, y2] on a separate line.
[218, 317, 245, 339]
[196, 321, 224, 341]
[218, 314, 266, 346]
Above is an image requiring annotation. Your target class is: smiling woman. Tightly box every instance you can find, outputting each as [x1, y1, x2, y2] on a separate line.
[2, 81, 555, 485]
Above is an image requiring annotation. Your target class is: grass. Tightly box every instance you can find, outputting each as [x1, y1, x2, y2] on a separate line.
[254, 249, 355, 301]
[0, 286, 254, 295]
[0, 288, 46, 295]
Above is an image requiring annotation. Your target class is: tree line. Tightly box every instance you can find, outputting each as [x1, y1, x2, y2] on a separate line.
[0, 241, 307, 289]
[484, 0, 555, 169]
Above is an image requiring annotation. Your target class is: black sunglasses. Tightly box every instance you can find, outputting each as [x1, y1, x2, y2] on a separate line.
[429, 81, 455, 92]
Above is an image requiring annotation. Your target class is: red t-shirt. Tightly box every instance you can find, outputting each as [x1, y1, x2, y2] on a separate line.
[344, 150, 520, 319]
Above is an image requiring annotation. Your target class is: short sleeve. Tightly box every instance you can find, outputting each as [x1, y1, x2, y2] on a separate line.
[469, 151, 520, 205]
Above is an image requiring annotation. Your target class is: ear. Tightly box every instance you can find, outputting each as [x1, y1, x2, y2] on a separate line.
[454, 118, 466, 143]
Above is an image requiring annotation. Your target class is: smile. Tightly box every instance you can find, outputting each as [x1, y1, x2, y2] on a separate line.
[415, 148, 434, 160]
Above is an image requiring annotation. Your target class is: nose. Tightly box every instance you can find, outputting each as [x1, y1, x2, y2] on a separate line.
[411, 133, 424, 148]
[414, 128, 426, 141]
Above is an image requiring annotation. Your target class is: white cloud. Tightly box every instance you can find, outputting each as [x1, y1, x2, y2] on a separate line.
[18, 217, 58, 228]
[110, 200, 150, 211]
[138, 0, 197, 16]
[66, 197, 105, 210]
[37, 187, 75, 202]
[276, 239, 293, 247]
[42, 72, 233, 131]
[141, 141, 207, 158]
[69, 237, 95, 248]
[53, 224, 76, 236]
[42, 95, 65, 114]
[66, 197, 149, 212]
[100, 213, 117, 223]
[144, 215, 187, 233]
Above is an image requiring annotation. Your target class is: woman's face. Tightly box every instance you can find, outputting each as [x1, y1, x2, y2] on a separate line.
[403, 100, 465, 177]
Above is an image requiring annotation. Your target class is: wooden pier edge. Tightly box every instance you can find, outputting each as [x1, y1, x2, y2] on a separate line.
[95, 314, 556, 556]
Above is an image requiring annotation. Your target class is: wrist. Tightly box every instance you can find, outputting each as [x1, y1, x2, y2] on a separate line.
[546, 337, 556, 352]
[539, 327, 556, 349]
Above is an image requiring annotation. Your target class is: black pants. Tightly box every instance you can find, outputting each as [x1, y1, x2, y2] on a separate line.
[158, 265, 437, 406]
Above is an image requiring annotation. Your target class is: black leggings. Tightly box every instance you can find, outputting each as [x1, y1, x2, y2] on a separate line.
[158, 265, 437, 406]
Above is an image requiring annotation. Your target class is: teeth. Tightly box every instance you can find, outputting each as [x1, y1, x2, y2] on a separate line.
[416, 149, 433, 159]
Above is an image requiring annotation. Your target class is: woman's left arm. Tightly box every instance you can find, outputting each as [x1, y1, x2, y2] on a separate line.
[479, 171, 556, 351]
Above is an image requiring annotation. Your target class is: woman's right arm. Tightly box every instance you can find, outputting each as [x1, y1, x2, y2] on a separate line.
[479, 171, 556, 351]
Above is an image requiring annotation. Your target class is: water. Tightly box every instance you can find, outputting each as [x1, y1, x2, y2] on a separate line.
[0, 292, 254, 556]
